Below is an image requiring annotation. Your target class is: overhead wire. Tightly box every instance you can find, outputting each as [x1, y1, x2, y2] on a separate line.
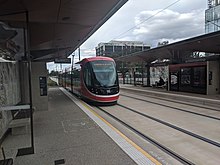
[112, 0, 181, 40]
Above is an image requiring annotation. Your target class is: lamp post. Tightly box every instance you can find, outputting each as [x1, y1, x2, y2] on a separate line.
[78, 47, 80, 61]
[71, 52, 75, 92]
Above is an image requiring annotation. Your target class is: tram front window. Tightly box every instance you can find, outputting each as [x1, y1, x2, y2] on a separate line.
[91, 60, 117, 87]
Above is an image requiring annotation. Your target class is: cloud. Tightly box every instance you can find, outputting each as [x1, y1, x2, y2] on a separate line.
[132, 9, 205, 47]
[57, 0, 207, 68]
[47, 0, 208, 72]
[80, 48, 95, 57]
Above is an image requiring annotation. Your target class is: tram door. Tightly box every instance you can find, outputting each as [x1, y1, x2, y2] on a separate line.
[169, 71, 179, 91]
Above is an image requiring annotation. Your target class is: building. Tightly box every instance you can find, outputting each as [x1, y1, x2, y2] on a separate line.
[96, 40, 150, 58]
[205, 0, 220, 33]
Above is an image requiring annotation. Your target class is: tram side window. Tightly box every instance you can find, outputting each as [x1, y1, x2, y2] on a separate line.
[84, 65, 92, 87]
[72, 70, 80, 86]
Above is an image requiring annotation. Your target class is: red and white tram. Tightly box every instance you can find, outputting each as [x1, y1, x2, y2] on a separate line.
[60, 56, 120, 104]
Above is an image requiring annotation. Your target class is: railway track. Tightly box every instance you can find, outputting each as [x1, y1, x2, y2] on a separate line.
[94, 94, 220, 164]
[120, 93, 220, 121]
[96, 106, 195, 165]
[117, 103, 220, 148]
[120, 90, 220, 111]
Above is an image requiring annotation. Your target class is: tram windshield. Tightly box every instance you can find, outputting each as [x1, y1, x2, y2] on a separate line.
[91, 60, 117, 87]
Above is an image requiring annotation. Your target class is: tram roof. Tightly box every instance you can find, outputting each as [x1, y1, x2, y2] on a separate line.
[0, 0, 128, 62]
[76, 56, 115, 64]
[115, 30, 220, 63]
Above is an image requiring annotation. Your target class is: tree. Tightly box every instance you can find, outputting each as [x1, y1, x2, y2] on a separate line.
[49, 70, 59, 76]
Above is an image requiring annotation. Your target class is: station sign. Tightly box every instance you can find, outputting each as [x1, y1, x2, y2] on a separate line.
[54, 58, 71, 64]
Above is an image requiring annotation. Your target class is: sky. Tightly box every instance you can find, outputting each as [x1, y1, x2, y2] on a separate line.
[47, 0, 208, 72]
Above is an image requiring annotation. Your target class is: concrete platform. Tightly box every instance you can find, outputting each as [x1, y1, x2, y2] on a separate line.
[7, 87, 137, 165]
[1, 87, 161, 165]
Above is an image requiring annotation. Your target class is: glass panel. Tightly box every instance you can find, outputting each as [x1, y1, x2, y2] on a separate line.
[193, 67, 206, 87]
[84, 65, 92, 87]
[180, 68, 191, 85]
[91, 60, 117, 87]
[72, 69, 80, 86]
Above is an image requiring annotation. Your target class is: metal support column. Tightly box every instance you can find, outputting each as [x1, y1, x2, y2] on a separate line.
[78, 47, 81, 61]
[71, 54, 75, 92]
[146, 64, 151, 87]
[17, 11, 34, 156]
[122, 62, 125, 84]
[141, 62, 144, 86]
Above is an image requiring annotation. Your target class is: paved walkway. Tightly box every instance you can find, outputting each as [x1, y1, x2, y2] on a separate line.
[3, 87, 135, 165]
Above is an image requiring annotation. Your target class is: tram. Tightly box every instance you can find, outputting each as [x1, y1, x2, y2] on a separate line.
[59, 56, 120, 104]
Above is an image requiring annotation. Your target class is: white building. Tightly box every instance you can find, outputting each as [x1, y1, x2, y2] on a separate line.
[96, 40, 150, 58]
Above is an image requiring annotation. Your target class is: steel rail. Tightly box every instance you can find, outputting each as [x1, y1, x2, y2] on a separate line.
[121, 94, 220, 121]
[96, 106, 195, 165]
[117, 103, 220, 148]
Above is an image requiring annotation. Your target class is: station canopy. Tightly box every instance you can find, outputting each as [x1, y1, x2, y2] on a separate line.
[0, 0, 127, 62]
[115, 30, 220, 63]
